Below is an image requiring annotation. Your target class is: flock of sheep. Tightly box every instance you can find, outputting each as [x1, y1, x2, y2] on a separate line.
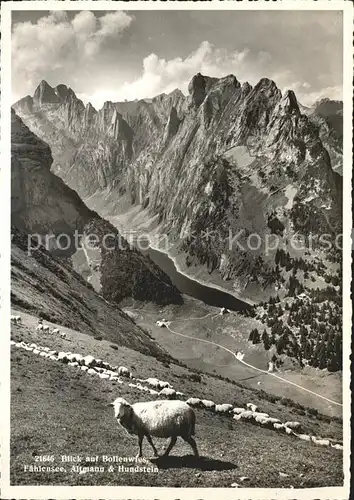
[11, 316, 343, 456]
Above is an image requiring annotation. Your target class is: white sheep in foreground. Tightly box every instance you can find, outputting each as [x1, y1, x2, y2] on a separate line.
[52, 328, 60, 335]
[118, 366, 131, 378]
[158, 388, 176, 399]
[36, 325, 44, 332]
[42, 325, 50, 333]
[246, 403, 258, 412]
[214, 404, 233, 414]
[274, 423, 285, 431]
[110, 398, 199, 458]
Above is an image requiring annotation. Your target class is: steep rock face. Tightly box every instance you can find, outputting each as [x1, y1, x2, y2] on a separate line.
[14, 76, 342, 301]
[303, 99, 343, 175]
[11, 110, 182, 305]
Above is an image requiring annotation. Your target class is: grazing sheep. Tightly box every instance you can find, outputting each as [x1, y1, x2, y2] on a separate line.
[158, 381, 172, 390]
[99, 373, 110, 379]
[201, 400, 216, 410]
[246, 403, 258, 412]
[265, 417, 281, 424]
[42, 325, 50, 333]
[87, 368, 97, 375]
[186, 398, 203, 408]
[110, 398, 199, 458]
[159, 388, 176, 399]
[233, 414, 242, 421]
[11, 315, 22, 324]
[149, 389, 159, 395]
[57, 352, 68, 362]
[144, 378, 161, 388]
[232, 407, 245, 415]
[239, 410, 255, 420]
[296, 434, 311, 442]
[214, 404, 233, 414]
[313, 438, 330, 446]
[253, 412, 269, 418]
[274, 423, 285, 431]
[255, 415, 269, 425]
[36, 324, 44, 332]
[60, 332, 67, 339]
[284, 421, 301, 431]
[284, 427, 294, 435]
[118, 366, 132, 378]
[331, 443, 343, 450]
[51, 328, 60, 335]
[83, 355, 96, 367]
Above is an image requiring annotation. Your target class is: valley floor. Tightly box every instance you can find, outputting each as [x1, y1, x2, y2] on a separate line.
[10, 311, 343, 488]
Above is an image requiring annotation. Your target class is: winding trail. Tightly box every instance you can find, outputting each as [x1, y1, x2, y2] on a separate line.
[128, 307, 342, 407]
[164, 319, 342, 408]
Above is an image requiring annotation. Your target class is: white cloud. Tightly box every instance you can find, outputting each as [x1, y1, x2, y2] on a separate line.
[80, 41, 277, 108]
[12, 10, 134, 100]
[78, 40, 341, 109]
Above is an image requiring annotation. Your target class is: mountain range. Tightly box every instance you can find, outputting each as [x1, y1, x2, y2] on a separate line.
[13, 75, 342, 302]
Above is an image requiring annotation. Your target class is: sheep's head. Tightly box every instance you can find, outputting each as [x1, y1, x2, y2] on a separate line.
[110, 398, 135, 435]
[110, 397, 131, 419]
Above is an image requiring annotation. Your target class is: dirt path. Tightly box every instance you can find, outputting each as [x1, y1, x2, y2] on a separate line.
[163, 322, 342, 408]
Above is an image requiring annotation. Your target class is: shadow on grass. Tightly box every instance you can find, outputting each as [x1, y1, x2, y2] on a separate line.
[151, 455, 237, 471]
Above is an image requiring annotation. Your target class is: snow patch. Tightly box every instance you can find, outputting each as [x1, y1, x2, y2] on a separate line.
[284, 185, 297, 210]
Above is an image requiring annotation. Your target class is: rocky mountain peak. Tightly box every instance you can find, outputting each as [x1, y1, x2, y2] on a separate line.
[279, 90, 300, 115]
[254, 77, 281, 99]
[188, 73, 218, 108]
[33, 80, 60, 106]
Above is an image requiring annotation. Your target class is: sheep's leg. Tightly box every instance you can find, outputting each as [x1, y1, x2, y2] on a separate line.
[163, 436, 177, 456]
[182, 436, 199, 458]
[146, 434, 159, 457]
[136, 434, 144, 458]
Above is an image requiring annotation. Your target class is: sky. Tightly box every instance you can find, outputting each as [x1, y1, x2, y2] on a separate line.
[11, 9, 343, 109]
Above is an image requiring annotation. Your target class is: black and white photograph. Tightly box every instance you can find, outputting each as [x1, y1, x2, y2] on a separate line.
[1, 1, 352, 498]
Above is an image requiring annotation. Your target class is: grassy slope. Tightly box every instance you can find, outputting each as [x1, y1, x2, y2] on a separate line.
[10, 318, 343, 488]
[11, 240, 169, 360]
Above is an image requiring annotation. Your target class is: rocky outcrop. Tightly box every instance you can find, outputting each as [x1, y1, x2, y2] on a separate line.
[13, 75, 342, 301]
[11, 110, 182, 305]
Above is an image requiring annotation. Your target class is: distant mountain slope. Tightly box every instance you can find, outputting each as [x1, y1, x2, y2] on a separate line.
[11, 110, 182, 305]
[14, 77, 342, 302]
[11, 227, 169, 359]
